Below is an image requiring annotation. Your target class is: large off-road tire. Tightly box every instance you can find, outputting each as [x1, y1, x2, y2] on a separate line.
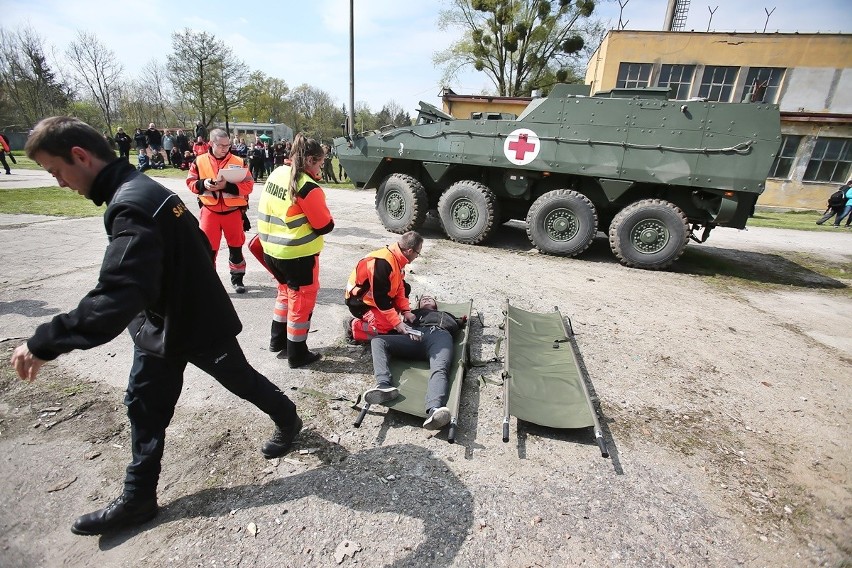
[437, 180, 500, 245]
[608, 199, 689, 270]
[375, 173, 428, 234]
[526, 190, 598, 257]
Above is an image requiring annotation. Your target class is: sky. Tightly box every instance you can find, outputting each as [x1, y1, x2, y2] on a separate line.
[3, 0, 850, 118]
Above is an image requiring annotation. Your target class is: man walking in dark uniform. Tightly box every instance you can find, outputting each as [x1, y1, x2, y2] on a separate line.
[11, 116, 303, 536]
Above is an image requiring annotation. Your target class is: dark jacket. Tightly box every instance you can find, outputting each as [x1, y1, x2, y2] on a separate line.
[28, 159, 241, 360]
[114, 132, 132, 151]
[411, 308, 465, 337]
[145, 128, 163, 147]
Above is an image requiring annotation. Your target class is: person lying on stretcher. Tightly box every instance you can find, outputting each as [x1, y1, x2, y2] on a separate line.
[363, 295, 467, 430]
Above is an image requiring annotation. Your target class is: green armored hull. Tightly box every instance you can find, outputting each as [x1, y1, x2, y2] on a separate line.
[334, 83, 781, 270]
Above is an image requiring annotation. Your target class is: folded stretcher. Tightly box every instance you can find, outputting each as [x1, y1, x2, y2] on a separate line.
[502, 301, 609, 457]
[354, 300, 473, 443]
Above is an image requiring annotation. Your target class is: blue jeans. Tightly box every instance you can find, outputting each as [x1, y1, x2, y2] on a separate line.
[834, 205, 852, 226]
[370, 327, 454, 412]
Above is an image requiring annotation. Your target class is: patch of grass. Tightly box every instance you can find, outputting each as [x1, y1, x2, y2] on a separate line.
[0, 187, 102, 217]
[676, 247, 851, 291]
[3, 153, 42, 170]
[749, 209, 840, 231]
[787, 252, 852, 282]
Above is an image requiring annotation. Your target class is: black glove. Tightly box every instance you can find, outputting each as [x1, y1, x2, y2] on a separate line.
[221, 182, 240, 195]
[242, 209, 250, 231]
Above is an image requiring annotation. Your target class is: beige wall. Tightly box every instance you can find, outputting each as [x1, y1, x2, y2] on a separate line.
[763, 120, 852, 209]
[585, 31, 852, 93]
[442, 98, 530, 120]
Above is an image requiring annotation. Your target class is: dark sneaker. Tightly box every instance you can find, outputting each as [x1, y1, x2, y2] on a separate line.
[71, 493, 158, 536]
[231, 275, 246, 294]
[262, 416, 303, 459]
[364, 385, 399, 405]
[423, 407, 451, 430]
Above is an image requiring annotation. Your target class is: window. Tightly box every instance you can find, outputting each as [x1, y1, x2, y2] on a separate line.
[743, 67, 786, 103]
[768, 135, 802, 179]
[658, 64, 696, 99]
[803, 138, 852, 182]
[697, 66, 739, 102]
[616, 63, 652, 89]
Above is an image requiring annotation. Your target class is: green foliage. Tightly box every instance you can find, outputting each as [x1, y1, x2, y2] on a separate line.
[167, 29, 246, 129]
[436, 0, 599, 96]
[0, 26, 71, 129]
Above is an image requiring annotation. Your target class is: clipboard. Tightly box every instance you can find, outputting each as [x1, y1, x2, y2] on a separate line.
[217, 167, 249, 183]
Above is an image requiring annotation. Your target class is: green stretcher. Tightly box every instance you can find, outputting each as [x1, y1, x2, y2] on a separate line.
[502, 301, 609, 457]
[354, 300, 473, 443]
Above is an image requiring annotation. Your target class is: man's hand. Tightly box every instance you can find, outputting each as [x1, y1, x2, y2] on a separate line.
[10, 343, 46, 382]
[402, 310, 416, 324]
[203, 178, 220, 191]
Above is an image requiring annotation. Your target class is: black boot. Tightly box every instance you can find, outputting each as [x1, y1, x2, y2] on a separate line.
[261, 415, 303, 459]
[269, 321, 288, 353]
[231, 273, 246, 294]
[287, 340, 321, 368]
[71, 493, 158, 536]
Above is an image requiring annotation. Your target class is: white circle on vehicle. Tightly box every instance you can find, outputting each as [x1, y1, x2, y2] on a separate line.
[503, 128, 541, 166]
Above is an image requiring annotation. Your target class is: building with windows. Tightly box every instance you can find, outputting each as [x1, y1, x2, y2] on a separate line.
[585, 30, 852, 210]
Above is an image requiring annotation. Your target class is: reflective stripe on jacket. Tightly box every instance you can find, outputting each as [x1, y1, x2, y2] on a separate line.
[257, 165, 331, 259]
[194, 153, 250, 211]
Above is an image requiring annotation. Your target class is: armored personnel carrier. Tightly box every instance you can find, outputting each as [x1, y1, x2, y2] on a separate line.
[334, 83, 781, 270]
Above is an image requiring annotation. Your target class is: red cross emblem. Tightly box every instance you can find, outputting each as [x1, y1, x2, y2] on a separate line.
[503, 129, 541, 165]
[508, 133, 536, 160]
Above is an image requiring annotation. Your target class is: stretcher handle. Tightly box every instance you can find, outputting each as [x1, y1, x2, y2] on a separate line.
[354, 403, 370, 427]
[596, 432, 609, 458]
[502, 418, 510, 443]
[448, 420, 457, 444]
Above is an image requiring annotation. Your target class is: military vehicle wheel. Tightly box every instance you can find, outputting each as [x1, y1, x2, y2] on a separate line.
[437, 180, 499, 245]
[609, 199, 689, 270]
[526, 190, 598, 257]
[375, 173, 428, 233]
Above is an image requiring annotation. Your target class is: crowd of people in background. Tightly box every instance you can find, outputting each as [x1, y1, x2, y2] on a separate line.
[100, 123, 349, 182]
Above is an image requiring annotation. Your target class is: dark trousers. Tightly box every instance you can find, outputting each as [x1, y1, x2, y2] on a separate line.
[370, 327, 453, 412]
[0, 152, 9, 173]
[123, 335, 296, 498]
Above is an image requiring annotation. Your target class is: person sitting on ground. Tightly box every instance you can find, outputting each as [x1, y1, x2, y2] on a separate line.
[363, 295, 467, 430]
[150, 151, 166, 170]
[136, 150, 150, 172]
[170, 146, 184, 169]
[180, 150, 194, 171]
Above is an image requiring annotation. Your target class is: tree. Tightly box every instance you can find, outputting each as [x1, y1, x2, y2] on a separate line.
[65, 30, 123, 134]
[138, 59, 174, 127]
[289, 84, 342, 141]
[435, 0, 597, 96]
[234, 71, 291, 126]
[167, 29, 246, 129]
[0, 26, 70, 128]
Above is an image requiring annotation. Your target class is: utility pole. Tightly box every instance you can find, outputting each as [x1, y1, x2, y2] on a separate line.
[348, 0, 355, 137]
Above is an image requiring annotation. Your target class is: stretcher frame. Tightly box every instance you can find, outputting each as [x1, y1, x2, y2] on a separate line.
[502, 301, 609, 457]
[354, 300, 473, 443]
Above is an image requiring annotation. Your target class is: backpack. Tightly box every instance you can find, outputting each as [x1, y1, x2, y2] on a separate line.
[828, 188, 847, 208]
